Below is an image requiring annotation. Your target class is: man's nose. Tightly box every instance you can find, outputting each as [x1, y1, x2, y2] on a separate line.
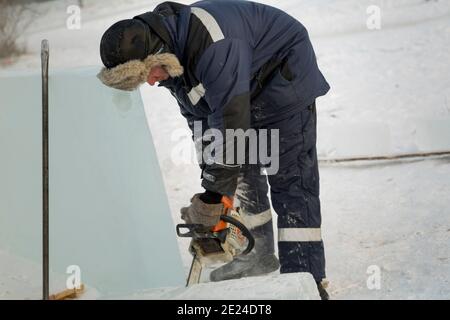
[147, 78, 157, 86]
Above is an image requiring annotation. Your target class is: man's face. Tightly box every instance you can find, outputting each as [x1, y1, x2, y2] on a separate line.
[147, 66, 170, 86]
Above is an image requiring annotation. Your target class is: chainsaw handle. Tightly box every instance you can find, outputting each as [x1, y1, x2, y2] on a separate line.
[177, 224, 210, 238]
[210, 196, 233, 232]
[219, 215, 255, 255]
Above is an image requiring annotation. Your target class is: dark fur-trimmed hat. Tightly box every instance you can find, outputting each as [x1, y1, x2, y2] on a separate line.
[97, 16, 183, 91]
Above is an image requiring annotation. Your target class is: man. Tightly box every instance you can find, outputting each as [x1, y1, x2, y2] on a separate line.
[98, 0, 330, 299]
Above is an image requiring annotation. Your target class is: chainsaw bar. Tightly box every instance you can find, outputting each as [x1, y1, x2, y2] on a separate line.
[186, 252, 202, 286]
[177, 215, 255, 286]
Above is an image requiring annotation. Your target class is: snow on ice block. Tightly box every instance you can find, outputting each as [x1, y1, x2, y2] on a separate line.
[317, 118, 450, 159]
[0, 67, 185, 296]
[411, 117, 450, 151]
[122, 273, 320, 300]
[318, 122, 392, 158]
[175, 273, 320, 300]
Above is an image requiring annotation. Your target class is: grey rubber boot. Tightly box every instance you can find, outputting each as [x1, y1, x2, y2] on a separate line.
[209, 219, 280, 282]
[317, 281, 330, 300]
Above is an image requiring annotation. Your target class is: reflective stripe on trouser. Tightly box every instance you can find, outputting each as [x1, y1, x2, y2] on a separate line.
[264, 102, 326, 282]
[278, 228, 322, 242]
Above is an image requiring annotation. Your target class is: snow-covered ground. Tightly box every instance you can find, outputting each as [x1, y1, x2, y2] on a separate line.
[1, 0, 449, 299]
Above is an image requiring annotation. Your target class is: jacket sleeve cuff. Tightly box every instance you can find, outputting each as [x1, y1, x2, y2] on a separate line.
[201, 164, 240, 196]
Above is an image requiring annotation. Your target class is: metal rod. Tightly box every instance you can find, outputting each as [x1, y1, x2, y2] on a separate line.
[319, 150, 450, 164]
[41, 39, 49, 301]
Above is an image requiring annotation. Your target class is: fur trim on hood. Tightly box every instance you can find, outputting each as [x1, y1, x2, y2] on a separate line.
[97, 53, 183, 91]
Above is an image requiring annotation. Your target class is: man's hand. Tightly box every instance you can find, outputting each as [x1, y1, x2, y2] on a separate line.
[180, 192, 226, 228]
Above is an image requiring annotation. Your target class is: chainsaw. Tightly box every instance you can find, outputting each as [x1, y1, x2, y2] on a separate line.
[176, 196, 255, 286]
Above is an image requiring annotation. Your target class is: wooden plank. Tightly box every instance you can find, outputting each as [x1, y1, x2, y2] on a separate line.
[49, 284, 85, 300]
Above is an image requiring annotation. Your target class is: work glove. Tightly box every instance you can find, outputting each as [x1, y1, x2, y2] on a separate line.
[180, 192, 226, 228]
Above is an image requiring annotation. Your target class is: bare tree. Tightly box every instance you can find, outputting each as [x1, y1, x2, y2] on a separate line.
[0, 0, 35, 59]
